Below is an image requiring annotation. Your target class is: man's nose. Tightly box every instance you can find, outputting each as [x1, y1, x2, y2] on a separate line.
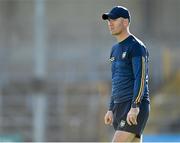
[108, 20, 113, 26]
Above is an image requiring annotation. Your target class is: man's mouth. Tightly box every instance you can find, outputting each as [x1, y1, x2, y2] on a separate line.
[110, 27, 114, 31]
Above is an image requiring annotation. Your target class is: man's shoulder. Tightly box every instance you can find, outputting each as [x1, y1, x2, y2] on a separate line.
[130, 35, 146, 48]
[129, 35, 149, 57]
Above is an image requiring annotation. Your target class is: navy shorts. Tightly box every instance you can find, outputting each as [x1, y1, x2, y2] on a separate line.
[112, 100, 150, 138]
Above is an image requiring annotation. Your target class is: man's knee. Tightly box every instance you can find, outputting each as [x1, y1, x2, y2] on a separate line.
[112, 130, 136, 142]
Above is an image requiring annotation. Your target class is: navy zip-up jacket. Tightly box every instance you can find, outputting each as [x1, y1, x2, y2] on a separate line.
[109, 35, 150, 110]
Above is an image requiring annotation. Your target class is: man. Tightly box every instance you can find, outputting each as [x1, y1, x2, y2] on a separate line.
[102, 6, 150, 142]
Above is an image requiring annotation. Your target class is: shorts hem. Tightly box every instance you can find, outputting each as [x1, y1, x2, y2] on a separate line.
[115, 128, 141, 138]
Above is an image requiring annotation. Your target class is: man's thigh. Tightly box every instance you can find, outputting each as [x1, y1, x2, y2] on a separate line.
[112, 130, 136, 142]
[132, 136, 142, 143]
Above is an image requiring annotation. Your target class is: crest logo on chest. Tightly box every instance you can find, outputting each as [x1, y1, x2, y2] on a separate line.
[122, 52, 127, 59]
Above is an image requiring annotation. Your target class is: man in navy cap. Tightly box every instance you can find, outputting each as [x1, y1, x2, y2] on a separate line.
[102, 6, 150, 142]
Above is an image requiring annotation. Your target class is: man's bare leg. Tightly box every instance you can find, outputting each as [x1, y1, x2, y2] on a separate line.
[132, 135, 142, 143]
[112, 130, 136, 142]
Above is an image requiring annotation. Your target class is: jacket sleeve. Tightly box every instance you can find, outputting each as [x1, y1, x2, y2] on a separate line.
[131, 56, 146, 107]
[108, 96, 114, 111]
[131, 45, 146, 108]
[108, 47, 115, 111]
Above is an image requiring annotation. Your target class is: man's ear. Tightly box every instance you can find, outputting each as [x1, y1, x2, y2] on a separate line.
[123, 19, 129, 27]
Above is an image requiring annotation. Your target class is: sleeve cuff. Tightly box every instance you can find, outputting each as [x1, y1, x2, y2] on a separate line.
[108, 105, 114, 111]
[131, 102, 140, 108]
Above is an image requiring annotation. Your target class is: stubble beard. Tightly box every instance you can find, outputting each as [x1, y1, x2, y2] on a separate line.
[111, 30, 122, 36]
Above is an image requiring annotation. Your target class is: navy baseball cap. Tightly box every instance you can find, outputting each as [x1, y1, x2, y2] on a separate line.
[102, 6, 130, 22]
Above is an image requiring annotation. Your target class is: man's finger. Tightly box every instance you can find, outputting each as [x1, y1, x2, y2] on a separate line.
[108, 118, 113, 125]
[105, 117, 111, 125]
[107, 118, 111, 124]
[109, 117, 114, 125]
[127, 114, 138, 125]
[104, 117, 107, 124]
[130, 116, 135, 124]
[131, 115, 138, 125]
[134, 117, 137, 125]
[126, 116, 132, 126]
[130, 116, 135, 125]
[105, 117, 109, 124]
[129, 115, 138, 125]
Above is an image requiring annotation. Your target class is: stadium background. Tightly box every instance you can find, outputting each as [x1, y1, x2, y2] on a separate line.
[0, 0, 180, 141]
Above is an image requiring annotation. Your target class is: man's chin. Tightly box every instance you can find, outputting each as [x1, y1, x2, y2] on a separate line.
[111, 32, 119, 36]
[110, 31, 115, 35]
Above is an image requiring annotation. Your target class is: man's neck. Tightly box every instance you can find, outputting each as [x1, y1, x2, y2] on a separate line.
[116, 31, 131, 43]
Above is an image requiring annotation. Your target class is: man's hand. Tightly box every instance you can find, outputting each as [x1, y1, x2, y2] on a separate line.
[126, 107, 139, 126]
[104, 110, 113, 125]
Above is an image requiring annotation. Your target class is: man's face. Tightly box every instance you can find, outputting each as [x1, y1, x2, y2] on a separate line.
[107, 17, 126, 35]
